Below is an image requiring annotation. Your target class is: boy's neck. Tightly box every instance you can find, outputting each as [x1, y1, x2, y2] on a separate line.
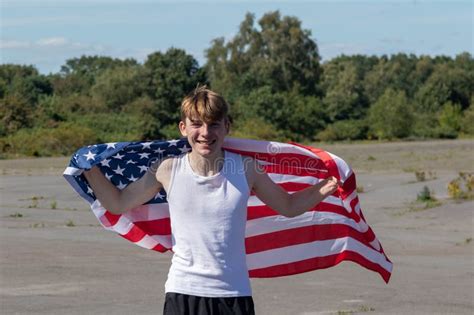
[188, 150, 225, 177]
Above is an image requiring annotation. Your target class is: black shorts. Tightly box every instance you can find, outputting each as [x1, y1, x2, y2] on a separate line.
[163, 292, 255, 315]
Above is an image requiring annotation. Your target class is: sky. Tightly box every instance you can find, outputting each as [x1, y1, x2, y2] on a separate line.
[1, 0, 472, 74]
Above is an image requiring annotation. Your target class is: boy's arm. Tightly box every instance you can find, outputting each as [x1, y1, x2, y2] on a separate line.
[83, 160, 167, 214]
[248, 158, 339, 218]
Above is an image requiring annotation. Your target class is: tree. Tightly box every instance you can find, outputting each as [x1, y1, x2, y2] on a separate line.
[143, 48, 207, 138]
[91, 65, 146, 110]
[414, 59, 473, 113]
[0, 95, 33, 136]
[56, 56, 139, 95]
[368, 89, 413, 139]
[437, 101, 463, 137]
[321, 60, 368, 121]
[235, 86, 326, 141]
[205, 11, 322, 99]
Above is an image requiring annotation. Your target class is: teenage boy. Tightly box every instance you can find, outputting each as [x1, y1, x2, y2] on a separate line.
[84, 86, 339, 315]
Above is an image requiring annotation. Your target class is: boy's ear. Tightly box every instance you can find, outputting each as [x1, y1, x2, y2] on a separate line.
[179, 120, 187, 136]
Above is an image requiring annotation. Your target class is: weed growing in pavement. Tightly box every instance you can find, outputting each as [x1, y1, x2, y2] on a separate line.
[414, 170, 437, 182]
[356, 185, 365, 193]
[395, 186, 442, 216]
[448, 172, 474, 200]
[367, 155, 376, 161]
[9, 212, 23, 218]
[455, 237, 472, 246]
[66, 219, 75, 227]
[417, 186, 435, 202]
[50, 200, 57, 209]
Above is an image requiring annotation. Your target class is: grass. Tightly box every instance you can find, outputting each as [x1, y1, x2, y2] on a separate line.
[394, 186, 442, 216]
[50, 200, 57, 209]
[9, 212, 23, 218]
[65, 219, 75, 227]
[29, 222, 45, 228]
[456, 238, 472, 246]
[336, 305, 375, 314]
[356, 185, 365, 193]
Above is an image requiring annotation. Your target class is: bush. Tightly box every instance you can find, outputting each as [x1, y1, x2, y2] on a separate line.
[316, 119, 368, 141]
[0, 123, 97, 157]
[368, 89, 413, 139]
[460, 103, 474, 135]
[231, 117, 287, 141]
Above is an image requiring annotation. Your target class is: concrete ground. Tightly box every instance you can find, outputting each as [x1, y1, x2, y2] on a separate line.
[1, 140, 473, 314]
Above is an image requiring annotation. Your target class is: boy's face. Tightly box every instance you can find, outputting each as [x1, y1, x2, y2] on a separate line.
[179, 116, 229, 158]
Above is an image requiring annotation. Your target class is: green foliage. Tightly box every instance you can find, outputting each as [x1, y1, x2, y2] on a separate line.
[143, 48, 207, 138]
[91, 66, 146, 110]
[368, 89, 413, 139]
[437, 101, 463, 138]
[235, 87, 326, 141]
[206, 11, 321, 99]
[231, 117, 286, 141]
[321, 61, 367, 121]
[0, 12, 472, 157]
[0, 94, 34, 136]
[460, 103, 474, 135]
[316, 119, 368, 142]
[0, 123, 97, 157]
[417, 186, 435, 202]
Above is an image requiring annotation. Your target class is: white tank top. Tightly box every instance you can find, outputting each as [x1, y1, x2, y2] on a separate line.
[165, 151, 252, 297]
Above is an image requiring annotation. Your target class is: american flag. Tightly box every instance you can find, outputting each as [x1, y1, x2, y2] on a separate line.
[63, 137, 392, 283]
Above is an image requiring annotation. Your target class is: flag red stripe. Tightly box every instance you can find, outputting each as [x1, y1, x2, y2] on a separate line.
[247, 202, 352, 221]
[248, 250, 391, 283]
[133, 218, 172, 235]
[245, 224, 374, 255]
[249, 182, 313, 196]
[225, 148, 324, 169]
[120, 224, 146, 242]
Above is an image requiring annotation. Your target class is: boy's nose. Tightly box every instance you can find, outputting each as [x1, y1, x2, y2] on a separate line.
[200, 124, 210, 135]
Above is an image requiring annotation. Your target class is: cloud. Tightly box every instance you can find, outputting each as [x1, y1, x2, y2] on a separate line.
[36, 37, 69, 47]
[0, 40, 30, 49]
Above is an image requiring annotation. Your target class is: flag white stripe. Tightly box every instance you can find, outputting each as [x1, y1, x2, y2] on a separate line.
[245, 211, 369, 238]
[224, 138, 320, 159]
[267, 173, 323, 184]
[63, 166, 83, 176]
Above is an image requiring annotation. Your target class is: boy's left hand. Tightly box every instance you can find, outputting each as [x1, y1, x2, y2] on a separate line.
[319, 176, 341, 197]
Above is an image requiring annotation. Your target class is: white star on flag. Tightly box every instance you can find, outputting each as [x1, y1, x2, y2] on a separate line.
[106, 142, 117, 149]
[128, 174, 138, 182]
[179, 145, 191, 153]
[167, 139, 179, 146]
[126, 159, 137, 165]
[138, 152, 150, 159]
[138, 165, 148, 173]
[154, 147, 165, 154]
[113, 165, 125, 175]
[100, 159, 111, 167]
[141, 142, 153, 149]
[83, 151, 96, 161]
[117, 181, 127, 190]
[154, 192, 165, 199]
[113, 153, 125, 160]
[86, 185, 94, 195]
[105, 173, 113, 181]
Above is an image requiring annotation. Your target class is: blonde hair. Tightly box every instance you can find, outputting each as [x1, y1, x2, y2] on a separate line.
[180, 85, 230, 123]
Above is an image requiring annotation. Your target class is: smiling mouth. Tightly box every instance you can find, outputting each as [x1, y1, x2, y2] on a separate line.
[196, 139, 216, 145]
